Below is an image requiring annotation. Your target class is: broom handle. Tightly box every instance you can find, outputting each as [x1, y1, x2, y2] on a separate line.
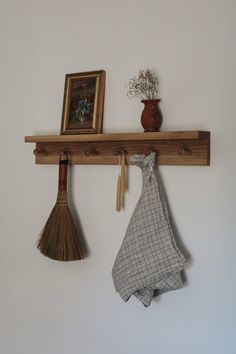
[58, 159, 68, 192]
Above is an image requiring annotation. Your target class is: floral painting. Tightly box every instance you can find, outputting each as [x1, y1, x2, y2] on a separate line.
[61, 71, 105, 134]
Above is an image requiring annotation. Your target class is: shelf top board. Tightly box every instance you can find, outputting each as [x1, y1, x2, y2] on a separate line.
[25, 131, 210, 143]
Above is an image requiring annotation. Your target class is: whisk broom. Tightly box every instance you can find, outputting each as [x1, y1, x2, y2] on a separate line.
[37, 152, 84, 261]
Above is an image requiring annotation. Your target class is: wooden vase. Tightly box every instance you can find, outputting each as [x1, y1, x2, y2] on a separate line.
[141, 99, 163, 132]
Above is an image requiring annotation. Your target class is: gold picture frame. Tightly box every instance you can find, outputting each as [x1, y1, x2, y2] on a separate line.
[61, 70, 105, 134]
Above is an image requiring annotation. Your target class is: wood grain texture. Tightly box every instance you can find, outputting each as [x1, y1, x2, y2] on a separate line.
[25, 131, 210, 143]
[31, 138, 210, 166]
[25, 131, 210, 166]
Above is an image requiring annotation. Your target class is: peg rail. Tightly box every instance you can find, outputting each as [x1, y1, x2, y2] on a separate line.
[25, 131, 210, 166]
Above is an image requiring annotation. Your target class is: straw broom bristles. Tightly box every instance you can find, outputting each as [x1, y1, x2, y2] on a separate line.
[37, 154, 84, 261]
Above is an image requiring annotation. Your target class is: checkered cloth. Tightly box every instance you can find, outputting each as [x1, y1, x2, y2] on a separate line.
[112, 152, 185, 307]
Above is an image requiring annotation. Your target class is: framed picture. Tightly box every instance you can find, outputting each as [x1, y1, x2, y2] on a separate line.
[61, 70, 105, 134]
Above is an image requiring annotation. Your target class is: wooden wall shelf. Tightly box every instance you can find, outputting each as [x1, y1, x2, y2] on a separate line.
[25, 131, 210, 166]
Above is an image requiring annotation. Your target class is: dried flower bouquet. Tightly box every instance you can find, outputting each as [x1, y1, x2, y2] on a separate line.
[127, 69, 159, 100]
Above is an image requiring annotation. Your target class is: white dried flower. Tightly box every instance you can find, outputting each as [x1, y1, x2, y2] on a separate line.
[127, 69, 159, 100]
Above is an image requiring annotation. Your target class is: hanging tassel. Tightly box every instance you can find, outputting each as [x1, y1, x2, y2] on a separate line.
[116, 151, 126, 212]
[116, 174, 122, 212]
[121, 151, 126, 194]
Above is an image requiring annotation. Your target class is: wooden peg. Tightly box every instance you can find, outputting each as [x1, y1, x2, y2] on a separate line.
[178, 145, 192, 156]
[85, 149, 99, 156]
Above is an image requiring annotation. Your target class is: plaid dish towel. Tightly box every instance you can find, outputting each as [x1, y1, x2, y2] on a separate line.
[112, 152, 185, 307]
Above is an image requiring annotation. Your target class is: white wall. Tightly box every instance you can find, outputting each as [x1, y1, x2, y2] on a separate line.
[1, 1, 236, 353]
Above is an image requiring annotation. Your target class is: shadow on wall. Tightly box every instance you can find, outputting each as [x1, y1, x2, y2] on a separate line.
[155, 168, 193, 287]
[67, 164, 90, 258]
